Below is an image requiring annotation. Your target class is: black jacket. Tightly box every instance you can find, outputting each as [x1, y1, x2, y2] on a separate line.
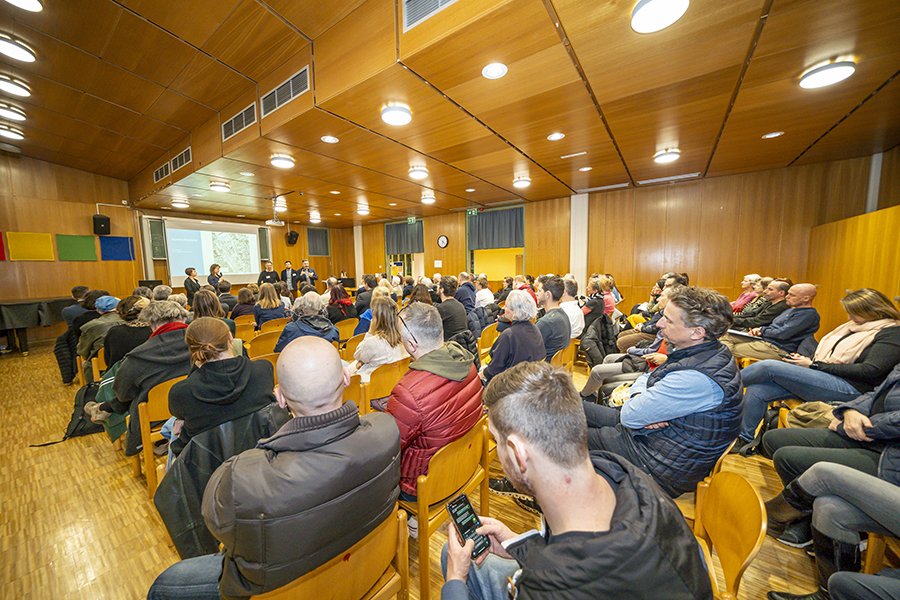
[103, 323, 152, 367]
[484, 320, 545, 382]
[184, 277, 201, 305]
[455, 281, 477, 313]
[581, 314, 619, 368]
[811, 326, 900, 394]
[733, 299, 789, 330]
[327, 302, 358, 324]
[230, 303, 255, 319]
[218, 293, 239, 314]
[437, 297, 468, 341]
[354, 289, 373, 315]
[466, 305, 493, 338]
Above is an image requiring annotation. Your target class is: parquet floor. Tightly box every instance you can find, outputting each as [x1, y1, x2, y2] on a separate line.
[1, 345, 817, 599]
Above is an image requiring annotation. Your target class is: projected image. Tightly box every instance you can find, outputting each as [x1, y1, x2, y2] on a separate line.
[163, 221, 262, 287]
[212, 232, 253, 274]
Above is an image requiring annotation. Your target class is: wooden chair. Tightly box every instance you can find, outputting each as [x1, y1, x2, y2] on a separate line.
[343, 374, 363, 408]
[342, 333, 366, 362]
[360, 358, 411, 415]
[139, 375, 186, 498]
[252, 353, 280, 387]
[676, 439, 737, 531]
[261, 317, 290, 333]
[251, 506, 408, 600]
[399, 416, 489, 600]
[550, 339, 576, 373]
[92, 347, 108, 381]
[233, 314, 254, 325]
[777, 399, 803, 428]
[694, 471, 766, 600]
[477, 322, 499, 363]
[248, 331, 281, 359]
[336, 318, 360, 343]
[235, 323, 255, 342]
[862, 533, 900, 574]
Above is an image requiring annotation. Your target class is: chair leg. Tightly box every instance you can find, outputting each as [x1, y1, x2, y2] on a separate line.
[145, 444, 157, 498]
[132, 454, 141, 477]
[418, 525, 431, 600]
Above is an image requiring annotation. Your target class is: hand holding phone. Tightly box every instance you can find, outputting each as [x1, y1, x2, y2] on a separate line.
[448, 493, 491, 559]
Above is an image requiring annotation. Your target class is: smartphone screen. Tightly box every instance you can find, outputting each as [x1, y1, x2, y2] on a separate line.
[447, 493, 491, 559]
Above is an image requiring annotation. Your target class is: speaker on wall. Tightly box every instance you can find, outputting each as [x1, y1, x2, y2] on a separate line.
[286, 230, 299, 245]
[93, 214, 111, 235]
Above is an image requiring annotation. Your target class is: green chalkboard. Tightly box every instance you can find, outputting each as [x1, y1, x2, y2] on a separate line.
[258, 228, 270, 260]
[56, 234, 97, 261]
[149, 220, 166, 259]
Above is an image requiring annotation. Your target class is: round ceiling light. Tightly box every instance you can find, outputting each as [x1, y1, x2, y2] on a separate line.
[330, 190, 340, 194]
[547, 132, 565, 141]
[579, 166, 593, 172]
[762, 131, 784, 139]
[270, 155, 295, 169]
[3, 0, 43, 11]
[0, 125, 23, 140]
[465, 188, 475, 192]
[310, 214, 321, 224]
[408, 165, 428, 180]
[631, 0, 690, 34]
[209, 181, 230, 192]
[482, 63, 508, 79]
[513, 176, 531, 188]
[381, 105, 412, 126]
[388, 203, 397, 206]
[239, 171, 255, 176]
[172, 199, 190, 209]
[421, 192, 436, 204]
[0, 141, 20, 153]
[320, 135, 339, 144]
[0, 75, 30, 97]
[358, 207, 369, 215]
[0, 36, 35, 62]
[799, 61, 856, 89]
[0, 104, 25, 121]
[653, 148, 681, 163]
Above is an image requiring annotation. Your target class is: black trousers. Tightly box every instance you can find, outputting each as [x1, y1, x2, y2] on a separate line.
[1, 328, 28, 352]
[762, 427, 881, 486]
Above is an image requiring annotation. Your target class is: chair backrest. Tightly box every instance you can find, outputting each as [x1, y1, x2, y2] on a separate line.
[252, 353, 280, 386]
[550, 339, 576, 373]
[342, 333, 367, 362]
[696, 471, 766, 598]
[234, 323, 255, 342]
[478, 322, 499, 353]
[336, 318, 360, 343]
[343, 374, 363, 410]
[364, 358, 411, 402]
[248, 331, 281, 358]
[251, 506, 407, 600]
[233, 314, 254, 325]
[96, 347, 108, 371]
[145, 376, 186, 422]
[261, 317, 290, 333]
[712, 439, 737, 477]
[419, 416, 487, 503]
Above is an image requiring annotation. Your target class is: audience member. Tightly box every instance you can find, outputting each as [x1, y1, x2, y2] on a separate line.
[253, 283, 287, 331]
[257, 260, 279, 285]
[132, 286, 153, 300]
[733, 277, 792, 329]
[147, 337, 401, 599]
[228, 288, 256, 319]
[494, 276, 514, 303]
[735, 276, 772, 316]
[377, 277, 398, 302]
[580, 278, 606, 333]
[535, 275, 571, 362]
[402, 276, 415, 299]
[663, 272, 690, 288]
[320, 276, 338, 305]
[732, 273, 761, 312]
[443, 361, 714, 600]
[351, 297, 408, 408]
[168, 293, 188, 308]
[216, 280, 238, 314]
[183, 268, 201, 305]
[72, 289, 109, 340]
[275, 281, 292, 310]
[190, 289, 236, 337]
[274, 292, 338, 352]
[407, 283, 433, 306]
[436, 276, 468, 341]
[77, 295, 122, 360]
[474, 277, 494, 309]
[246, 283, 259, 301]
[481, 290, 544, 383]
[630, 279, 665, 317]
[103, 296, 151, 366]
[326, 285, 357, 324]
[559, 277, 585, 338]
[355, 274, 377, 315]
[62, 285, 90, 328]
[512, 274, 537, 305]
[354, 287, 391, 336]
[153, 285, 173, 301]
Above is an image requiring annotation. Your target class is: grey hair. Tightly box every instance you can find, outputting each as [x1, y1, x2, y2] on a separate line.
[563, 277, 578, 298]
[667, 286, 733, 341]
[152, 285, 173, 301]
[505, 289, 537, 322]
[399, 301, 443, 351]
[294, 291, 324, 315]
[168, 293, 188, 308]
[139, 300, 189, 325]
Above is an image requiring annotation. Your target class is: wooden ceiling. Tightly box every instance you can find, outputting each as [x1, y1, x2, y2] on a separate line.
[0, 0, 897, 228]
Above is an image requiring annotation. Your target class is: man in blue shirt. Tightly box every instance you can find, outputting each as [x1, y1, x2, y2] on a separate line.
[581, 286, 743, 497]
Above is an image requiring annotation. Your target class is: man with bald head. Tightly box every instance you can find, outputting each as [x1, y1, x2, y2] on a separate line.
[148, 336, 401, 600]
[722, 283, 820, 361]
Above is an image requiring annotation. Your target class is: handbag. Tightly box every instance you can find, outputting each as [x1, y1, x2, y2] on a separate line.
[785, 401, 835, 429]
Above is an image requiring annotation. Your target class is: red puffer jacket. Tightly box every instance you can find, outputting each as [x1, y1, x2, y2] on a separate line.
[387, 346, 484, 495]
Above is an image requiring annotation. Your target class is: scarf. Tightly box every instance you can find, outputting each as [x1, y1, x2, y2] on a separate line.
[813, 319, 900, 364]
[150, 321, 188, 338]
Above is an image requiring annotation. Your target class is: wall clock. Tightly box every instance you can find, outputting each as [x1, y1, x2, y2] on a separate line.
[437, 235, 449, 248]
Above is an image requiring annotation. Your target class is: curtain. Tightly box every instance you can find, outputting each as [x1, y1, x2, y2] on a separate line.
[468, 207, 524, 249]
[307, 227, 330, 256]
[385, 221, 424, 254]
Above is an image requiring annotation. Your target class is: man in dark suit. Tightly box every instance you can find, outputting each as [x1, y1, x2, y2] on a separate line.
[354, 274, 376, 315]
[297, 259, 318, 288]
[281, 260, 299, 298]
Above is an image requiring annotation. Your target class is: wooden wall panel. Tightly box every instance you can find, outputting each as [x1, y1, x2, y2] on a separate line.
[423, 212, 466, 278]
[819, 157, 870, 224]
[631, 186, 667, 287]
[524, 197, 570, 277]
[664, 181, 702, 281]
[879, 145, 900, 210]
[698, 176, 742, 289]
[361, 223, 386, 276]
[330, 227, 356, 279]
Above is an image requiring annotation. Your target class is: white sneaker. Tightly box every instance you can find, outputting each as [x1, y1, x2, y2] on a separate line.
[407, 516, 418, 539]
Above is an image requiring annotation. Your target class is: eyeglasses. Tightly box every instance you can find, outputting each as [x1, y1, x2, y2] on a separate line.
[397, 313, 418, 345]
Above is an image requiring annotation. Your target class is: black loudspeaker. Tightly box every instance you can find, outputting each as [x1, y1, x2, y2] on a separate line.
[93, 214, 111, 235]
[286, 230, 300, 245]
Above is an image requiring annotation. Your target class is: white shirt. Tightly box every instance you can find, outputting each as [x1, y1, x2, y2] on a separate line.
[475, 288, 495, 309]
[559, 301, 585, 338]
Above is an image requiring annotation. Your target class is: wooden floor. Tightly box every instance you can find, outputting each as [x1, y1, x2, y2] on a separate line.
[1, 345, 817, 599]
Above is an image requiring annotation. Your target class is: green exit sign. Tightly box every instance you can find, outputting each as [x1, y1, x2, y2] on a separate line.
[466, 209, 477, 216]
[407, 217, 416, 224]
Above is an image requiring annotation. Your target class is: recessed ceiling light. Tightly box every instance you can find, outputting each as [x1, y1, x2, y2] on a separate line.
[0, 142, 20, 153]
[209, 181, 230, 192]
[0, 104, 25, 121]
[201, 221, 212, 224]
[408, 166, 428, 180]
[3, 0, 43, 12]
[388, 203, 397, 206]
[482, 63, 508, 79]
[513, 176, 531, 188]
[192, 193, 203, 197]
[334, 213, 341, 216]
[358, 207, 369, 215]
[321, 135, 339, 144]
[799, 61, 856, 89]
[382, 105, 412, 126]
[653, 149, 681, 164]
[330, 190, 340, 194]
[631, 0, 690, 34]
[310, 217, 322, 224]
[0, 36, 35, 62]
[762, 131, 784, 139]
[161, 206, 172, 210]
[421, 192, 436, 204]
[465, 188, 475, 192]
[0, 125, 23, 140]
[239, 171, 254, 177]
[547, 132, 565, 141]
[236, 214, 245, 217]
[0, 75, 30, 97]
[270, 155, 295, 169]
[172, 199, 189, 208]
[579, 167, 593, 172]
[561, 151, 587, 159]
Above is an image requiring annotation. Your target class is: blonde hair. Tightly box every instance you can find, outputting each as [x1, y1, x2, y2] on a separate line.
[258, 283, 281, 310]
[185, 317, 232, 365]
[372, 286, 391, 301]
[369, 296, 402, 347]
[595, 275, 613, 292]
[841, 289, 900, 322]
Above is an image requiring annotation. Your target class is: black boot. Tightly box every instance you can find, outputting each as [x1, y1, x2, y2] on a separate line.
[766, 527, 861, 600]
[765, 479, 816, 536]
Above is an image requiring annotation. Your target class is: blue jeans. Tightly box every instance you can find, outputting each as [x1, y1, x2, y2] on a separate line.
[441, 543, 519, 600]
[738, 360, 860, 441]
[147, 553, 224, 600]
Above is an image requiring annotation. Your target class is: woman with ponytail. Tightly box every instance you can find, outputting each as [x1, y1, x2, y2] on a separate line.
[167, 317, 276, 458]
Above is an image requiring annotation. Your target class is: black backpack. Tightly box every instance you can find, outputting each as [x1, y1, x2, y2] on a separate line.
[739, 405, 780, 458]
[31, 381, 105, 447]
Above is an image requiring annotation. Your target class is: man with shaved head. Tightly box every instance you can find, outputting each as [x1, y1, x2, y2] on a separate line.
[722, 283, 820, 361]
[148, 336, 401, 600]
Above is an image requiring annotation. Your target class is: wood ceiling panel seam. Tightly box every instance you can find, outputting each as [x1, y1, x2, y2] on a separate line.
[701, 0, 776, 178]
[254, 0, 313, 43]
[788, 67, 900, 167]
[541, 0, 634, 186]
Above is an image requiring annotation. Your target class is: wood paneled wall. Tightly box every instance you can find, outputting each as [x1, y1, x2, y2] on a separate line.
[524, 197, 571, 277]
[587, 157, 871, 308]
[361, 223, 386, 276]
[423, 212, 466, 278]
[330, 227, 356, 280]
[880, 145, 900, 210]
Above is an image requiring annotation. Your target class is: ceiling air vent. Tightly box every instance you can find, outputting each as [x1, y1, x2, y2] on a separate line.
[170, 147, 191, 173]
[403, 0, 459, 31]
[261, 66, 310, 118]
[222, 103, 257, 142]
[153, 162, 170, 183]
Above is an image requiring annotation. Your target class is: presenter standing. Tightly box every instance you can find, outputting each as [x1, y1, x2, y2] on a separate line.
[297, 259, 318, 288]
[208, 264, 223, 291]
[281, 260, 298, 298]
[184, 268, 201, 305]
[257, 261, 280, 285]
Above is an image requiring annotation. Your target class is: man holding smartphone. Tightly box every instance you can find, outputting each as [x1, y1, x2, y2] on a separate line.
[441, 361, 714, 600]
